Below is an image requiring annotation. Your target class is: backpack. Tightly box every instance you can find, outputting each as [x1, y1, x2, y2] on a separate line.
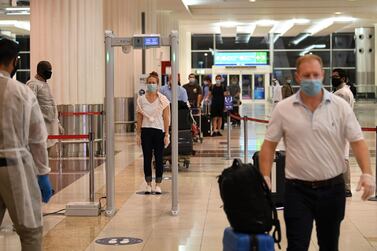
[218, 158, 281, 247]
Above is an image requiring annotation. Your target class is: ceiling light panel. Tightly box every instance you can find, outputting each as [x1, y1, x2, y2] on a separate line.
[256, 19, 277, 27]
[270, 20, 295, 36]
[236, 24, 256, 35]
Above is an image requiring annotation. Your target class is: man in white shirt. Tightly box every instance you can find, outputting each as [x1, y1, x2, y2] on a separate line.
[27, 61, 62, 151]
[0, 38, 52, 251]
[259, 55, 375, 251]
[332, 68, 355, 197]
[272, 78, 282, 109]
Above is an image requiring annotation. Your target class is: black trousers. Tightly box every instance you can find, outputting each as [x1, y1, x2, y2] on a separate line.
[141, 128, 164, 183]
[284, 180, 346, 251]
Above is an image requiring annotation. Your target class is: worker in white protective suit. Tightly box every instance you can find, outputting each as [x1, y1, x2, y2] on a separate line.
[27, 61, 63, 150]
[0, 39, 53, 251]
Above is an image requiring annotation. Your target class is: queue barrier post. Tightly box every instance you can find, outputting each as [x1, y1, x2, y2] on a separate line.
[368, 126, 377, 201]
[243, 116, 248, 163]
[89, 132, 95, 202]
[227, 112, 231, 160]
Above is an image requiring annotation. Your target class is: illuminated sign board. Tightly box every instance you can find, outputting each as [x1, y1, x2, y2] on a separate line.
[143, 37, 160, 47]
[214, 52, 269, 66]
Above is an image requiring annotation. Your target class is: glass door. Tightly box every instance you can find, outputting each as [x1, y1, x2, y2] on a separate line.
[254, 74, 265, 100]
[241, 74, 253, 100]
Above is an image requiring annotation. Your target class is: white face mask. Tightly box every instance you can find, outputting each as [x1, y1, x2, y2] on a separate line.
[147, 83, 158, 92]
[203, 81, 208, 85]
[189, 78, 196, 83]
[215, 80, 221, 85]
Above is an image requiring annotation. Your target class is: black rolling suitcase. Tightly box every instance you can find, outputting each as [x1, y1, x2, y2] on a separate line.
[164, 130, 193, 156]
[253, 151, 285, 207]
[201, 101, 211, 137]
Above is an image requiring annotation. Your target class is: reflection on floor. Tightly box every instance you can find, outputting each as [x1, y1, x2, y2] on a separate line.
[49, 159, 106, 193]
[0, 101, 376, 251]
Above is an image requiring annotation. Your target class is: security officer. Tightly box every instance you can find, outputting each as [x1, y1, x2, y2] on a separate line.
[0, 39, 52, 251]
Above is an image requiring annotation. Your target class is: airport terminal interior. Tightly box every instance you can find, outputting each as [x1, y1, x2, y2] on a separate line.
[1, 0, 377, 250]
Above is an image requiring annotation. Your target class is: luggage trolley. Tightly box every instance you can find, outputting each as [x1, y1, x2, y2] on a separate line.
[190, 107, 203, 143]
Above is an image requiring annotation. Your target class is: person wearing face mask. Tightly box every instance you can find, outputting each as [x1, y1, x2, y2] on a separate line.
[271, 77, 282, 109]
[136, 73, 170, 194]
[183, 73, 202, 108]
[227, 77, 241, 126]
[209, 75, 226, 136]
[332, 68, 355, 197]
[259, 54, 375, 251]
[0, 38, 53, 251]
[160, 74, 188, 103]
[27, 61, 63, 151]
[282, 76, 294, 99]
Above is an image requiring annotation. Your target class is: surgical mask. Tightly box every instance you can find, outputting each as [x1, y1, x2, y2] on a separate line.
[43, 70, 52, 80]
[331, 77, 342, 88]
[300, 79, 322, 96]
[10, 57, 18, 78]
[146, 83, 157, 92]
[189, 78, 195, 84]
[231, 81, 237, 85]
[287, 80, 291, 84]
[203, 81, 208, 85]
[215, 80, 221, 86]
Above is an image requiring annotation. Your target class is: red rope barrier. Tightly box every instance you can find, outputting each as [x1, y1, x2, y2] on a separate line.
[229, 113, 376, 131]
[229, 113, 244, 121]
[362, 127, 377, 132]
[246, 117, 269, 124]
[59, 111, 103, 116]
[48, 134, 89, 140]
[229, 113, 269, 124]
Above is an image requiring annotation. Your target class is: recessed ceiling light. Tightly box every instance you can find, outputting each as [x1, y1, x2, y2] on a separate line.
[255, 19, 277, 26]
[249, 0, 256, 2]
[217, 21, 241, 28]
[334, 12, 342, 15]
[333, 16, 356, 22]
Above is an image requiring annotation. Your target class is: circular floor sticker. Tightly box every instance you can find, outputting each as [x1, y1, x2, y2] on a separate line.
[136, 191, 169, 195]
[95, 237, 143, 246]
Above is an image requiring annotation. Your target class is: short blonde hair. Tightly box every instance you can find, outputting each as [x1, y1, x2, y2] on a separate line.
[296, 54, 323, 71]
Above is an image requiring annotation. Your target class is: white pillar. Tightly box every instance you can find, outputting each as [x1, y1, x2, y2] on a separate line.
[30, 0, 105, 104]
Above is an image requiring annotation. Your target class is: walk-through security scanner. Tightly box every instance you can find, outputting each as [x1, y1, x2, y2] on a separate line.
[104, 30, 180, 216]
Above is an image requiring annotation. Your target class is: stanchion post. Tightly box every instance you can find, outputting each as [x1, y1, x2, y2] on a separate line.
[369, 126, 377, 201]
[244, 116, 248, 163]
[89, 132, 95, 202]
[375, 126, 377, 198]
[227, 112, 231, 160]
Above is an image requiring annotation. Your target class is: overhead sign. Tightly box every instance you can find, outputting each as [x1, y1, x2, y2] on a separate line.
[214, 52, 268, 66]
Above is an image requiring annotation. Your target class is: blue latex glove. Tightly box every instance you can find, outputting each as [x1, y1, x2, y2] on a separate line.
[37, 175, 53, 203]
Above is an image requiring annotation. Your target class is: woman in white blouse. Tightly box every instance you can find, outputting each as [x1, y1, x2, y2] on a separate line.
[136, 73, 170, 194]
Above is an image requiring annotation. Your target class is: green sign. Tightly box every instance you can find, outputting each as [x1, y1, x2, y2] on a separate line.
[214, 52, 268, 66]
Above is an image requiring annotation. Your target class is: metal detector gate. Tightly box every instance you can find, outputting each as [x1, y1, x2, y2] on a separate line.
[104, 30, 180, 216]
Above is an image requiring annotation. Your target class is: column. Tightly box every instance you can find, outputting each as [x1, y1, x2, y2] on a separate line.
[30, 0, 105, 104]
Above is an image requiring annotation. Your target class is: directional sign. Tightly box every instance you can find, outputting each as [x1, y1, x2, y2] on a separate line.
[214, 52, 269, 66]
[224, 96, 233, 111]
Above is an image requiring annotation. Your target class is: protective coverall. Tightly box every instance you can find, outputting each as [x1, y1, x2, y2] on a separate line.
[27, 78, 59, 148]
[0, 71, 50, 251]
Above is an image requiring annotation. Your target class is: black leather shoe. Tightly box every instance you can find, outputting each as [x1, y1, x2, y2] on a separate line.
[345, 190, 352, 197]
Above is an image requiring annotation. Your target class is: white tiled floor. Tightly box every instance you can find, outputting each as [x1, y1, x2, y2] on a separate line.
[1, 101, 376, 251]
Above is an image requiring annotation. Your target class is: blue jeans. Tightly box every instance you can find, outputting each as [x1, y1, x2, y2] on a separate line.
[284, 179, 346, 251]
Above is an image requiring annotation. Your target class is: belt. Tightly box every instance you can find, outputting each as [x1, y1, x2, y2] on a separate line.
[286, 174, 344, 189]
[0, 158, 7, 167]
[0, 158, 18, 167]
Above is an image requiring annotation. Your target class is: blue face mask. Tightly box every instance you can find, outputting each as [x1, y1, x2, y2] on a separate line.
[300, 79, 322, 96]
[146, 83, 157, 92]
